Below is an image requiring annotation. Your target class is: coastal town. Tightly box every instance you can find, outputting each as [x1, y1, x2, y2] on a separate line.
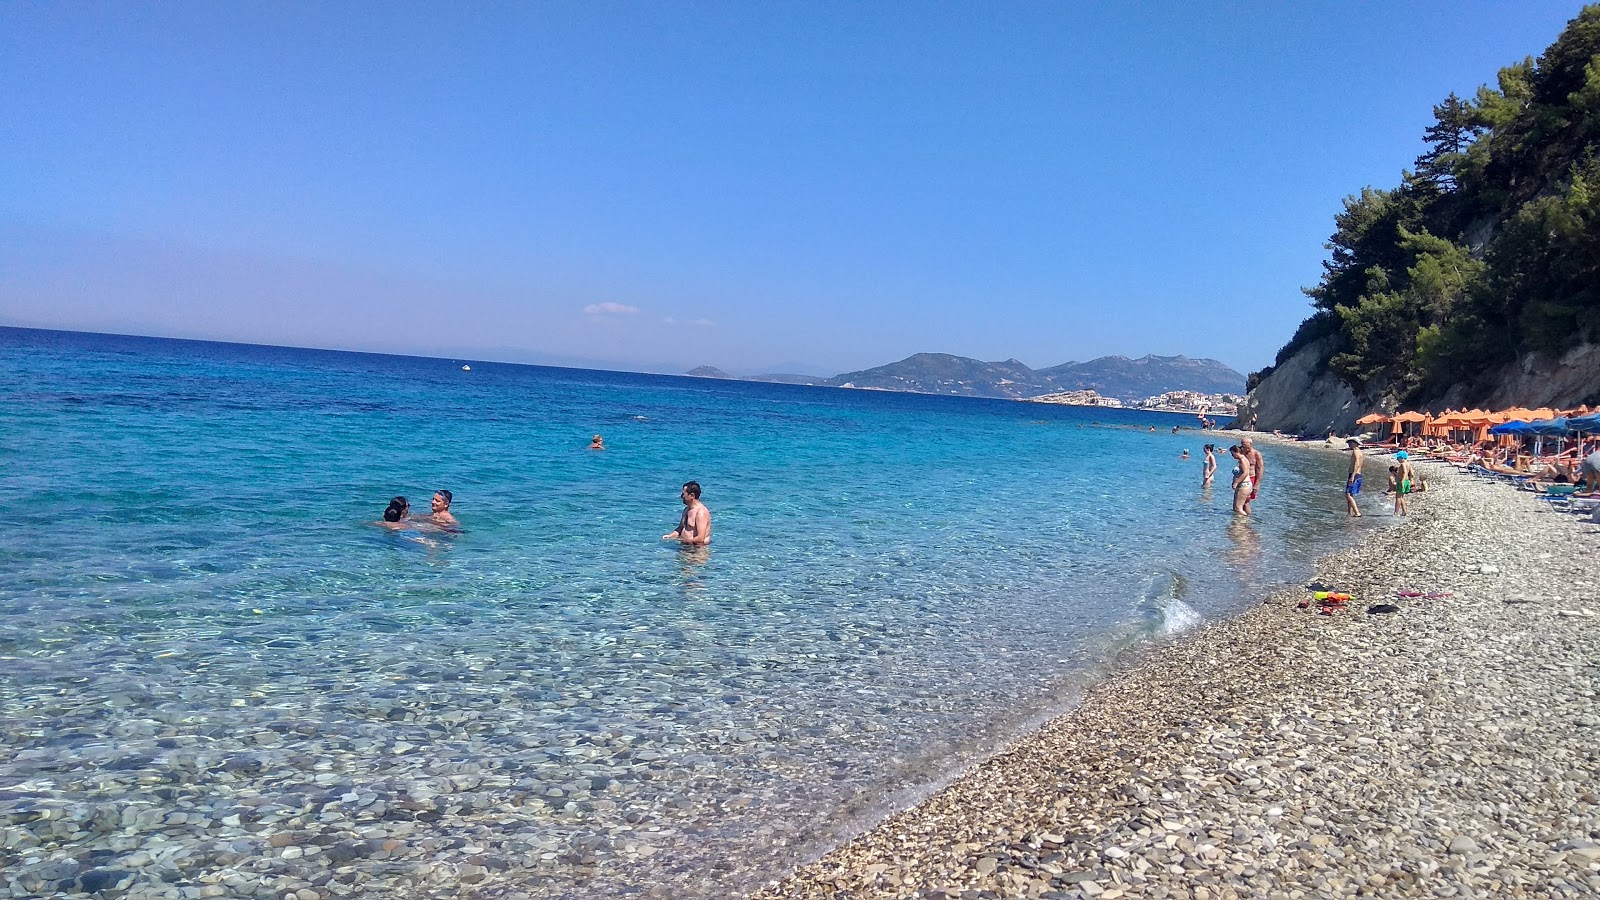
[1027, 388, 1241, 417]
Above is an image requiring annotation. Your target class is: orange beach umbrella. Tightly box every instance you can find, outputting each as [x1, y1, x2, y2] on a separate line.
[1390, 410, 1428, 435]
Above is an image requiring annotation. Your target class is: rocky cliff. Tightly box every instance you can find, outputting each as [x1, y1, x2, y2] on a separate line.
[1232, 337, 1362, 434]
[1238, 339, 1600, 434]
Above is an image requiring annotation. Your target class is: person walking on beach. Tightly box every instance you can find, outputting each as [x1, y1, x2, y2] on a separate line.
[1394, 451, 1414, 516]
[663, 480, 712, 545]
[427, 490, 458, 527]
[1202, 444, 1217, 486]
[1344, 439, 1364, 517]
[1241, 437, 1264, 514]
[1228, 445, 1253, 516]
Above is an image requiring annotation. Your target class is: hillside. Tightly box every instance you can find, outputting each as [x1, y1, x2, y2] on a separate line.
[1242, 7, 1600, 431]
[686, 353, 1244, 400]
[1040, 355, 1246, 399]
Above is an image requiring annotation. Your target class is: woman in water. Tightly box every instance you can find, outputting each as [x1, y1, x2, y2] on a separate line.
[1228, 445, 1253, 516]
[1202, 444, 1217, 486]
[377, 496, 409, 529]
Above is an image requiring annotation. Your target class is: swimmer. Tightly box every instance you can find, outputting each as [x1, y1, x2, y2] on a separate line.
[589, 434, 605, 450]
[1202, 444, 1217, 485]
[663, 480, 712, 545]
[1180, 449, 1190, 460]
[375, 496, 409, 529]
[427, 490, 458, 527]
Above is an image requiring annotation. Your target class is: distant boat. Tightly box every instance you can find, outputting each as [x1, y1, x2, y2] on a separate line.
[461, 365, 471, 371]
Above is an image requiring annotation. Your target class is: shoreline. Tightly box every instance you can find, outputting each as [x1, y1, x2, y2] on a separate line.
[752, 465, 1600, 898]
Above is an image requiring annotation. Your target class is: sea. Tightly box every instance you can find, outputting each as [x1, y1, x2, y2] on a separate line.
[0, 327, 1377, 898]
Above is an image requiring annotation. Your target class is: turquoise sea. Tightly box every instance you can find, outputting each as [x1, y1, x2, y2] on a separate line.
[0, 328, 1371, 898]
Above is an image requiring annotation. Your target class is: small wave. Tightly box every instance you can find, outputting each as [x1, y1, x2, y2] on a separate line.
[1160, 596, 1203, 635]
[1143, 571, 1203, 636]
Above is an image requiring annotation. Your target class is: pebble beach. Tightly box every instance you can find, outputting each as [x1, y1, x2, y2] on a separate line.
[754, 462, 1600, 899]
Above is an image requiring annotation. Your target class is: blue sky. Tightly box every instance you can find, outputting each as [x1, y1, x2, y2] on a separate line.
[0, 2, 1585, 376]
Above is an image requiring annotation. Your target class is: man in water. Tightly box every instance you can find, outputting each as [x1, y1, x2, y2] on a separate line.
[1344, 438, 1364, 517]
[589, 434, 605, 450]
[428, 490, 458, 527]
[1242, 437, 1265, 514]
[663, 480, 712, 545]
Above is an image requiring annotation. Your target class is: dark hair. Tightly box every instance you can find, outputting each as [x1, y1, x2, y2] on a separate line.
[1203, 444, 1215, 452]
[384, 496, 408, 522]
[435, 490, 452, 506]
[681, 480, 701, 499]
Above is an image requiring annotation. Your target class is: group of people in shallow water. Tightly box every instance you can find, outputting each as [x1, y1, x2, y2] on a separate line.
[371, 436, 713, 546]
[1191, 434, 1426, 519]
[1196, 437, 1266, 516]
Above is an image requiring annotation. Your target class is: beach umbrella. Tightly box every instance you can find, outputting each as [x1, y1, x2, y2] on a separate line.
[1570, 413, 1600, 432]
[1489, 420, 1533, 435]
[1391, 410, 1427, 436]
[1355, 412, 1389, 426]
[1524, 417, 1570, 456]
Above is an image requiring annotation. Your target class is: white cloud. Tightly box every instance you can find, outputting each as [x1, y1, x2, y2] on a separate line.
[583, 301, 640, 316]
[693, 317, 716, 327]
[662, 316, 677, 325]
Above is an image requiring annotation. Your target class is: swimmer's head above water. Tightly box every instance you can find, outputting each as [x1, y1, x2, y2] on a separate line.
[383, 496, 409, 522]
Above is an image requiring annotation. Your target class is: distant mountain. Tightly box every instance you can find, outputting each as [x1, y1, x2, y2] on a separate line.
[825, 353, 1059, 399]
[1039, 355, 1246, 400]
[746, 373, 829, 385]
[823, 353, 1243, 401]
[689, 353, 1244, 400]
[685, 365, 827, 386]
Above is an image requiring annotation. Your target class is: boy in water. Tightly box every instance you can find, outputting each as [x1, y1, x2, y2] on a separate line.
[663, 481, 712, 545]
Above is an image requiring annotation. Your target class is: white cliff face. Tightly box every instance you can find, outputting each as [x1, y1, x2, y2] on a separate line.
[1232, 337, 1362, 435]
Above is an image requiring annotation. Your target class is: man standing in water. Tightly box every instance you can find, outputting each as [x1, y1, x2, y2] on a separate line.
[1344, 438, 1364, 517]
[663, 480, 712, 545]
[1242, 437, 1265, 514]
[428, 490, 458, 527]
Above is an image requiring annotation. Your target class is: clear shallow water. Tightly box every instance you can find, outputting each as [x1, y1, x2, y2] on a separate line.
[0, 328, 1371, 897]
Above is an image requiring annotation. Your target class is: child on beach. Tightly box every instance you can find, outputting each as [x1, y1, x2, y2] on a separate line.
[1386, 465, 1408, 516]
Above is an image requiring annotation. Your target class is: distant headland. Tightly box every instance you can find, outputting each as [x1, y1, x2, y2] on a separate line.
[687, 352, 1245, 413]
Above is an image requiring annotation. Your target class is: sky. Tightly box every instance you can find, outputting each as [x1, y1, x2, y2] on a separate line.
[0, 2, 1587, 376]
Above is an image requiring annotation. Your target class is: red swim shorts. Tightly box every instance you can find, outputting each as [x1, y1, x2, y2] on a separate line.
[1249, 488, 1258, 500]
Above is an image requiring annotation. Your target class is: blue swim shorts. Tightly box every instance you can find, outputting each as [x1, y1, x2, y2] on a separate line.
[1347, 475, 1363, 495]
